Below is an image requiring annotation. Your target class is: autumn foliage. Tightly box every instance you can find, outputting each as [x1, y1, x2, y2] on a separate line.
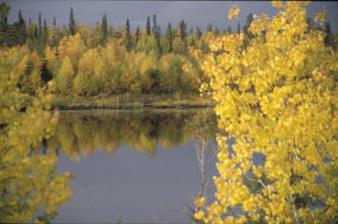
[192, 1, 338, 223]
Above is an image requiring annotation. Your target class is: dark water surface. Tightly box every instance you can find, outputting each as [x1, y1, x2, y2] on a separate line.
[50, 109, 217, 223]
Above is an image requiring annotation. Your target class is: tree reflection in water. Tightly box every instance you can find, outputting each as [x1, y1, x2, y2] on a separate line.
[48, 109, 217, 161]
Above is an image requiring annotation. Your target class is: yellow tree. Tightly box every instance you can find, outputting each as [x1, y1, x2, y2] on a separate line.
[55, 56, 75, 95]
[0, 47, 73, 223]
[193, 2, 338, 223]
[58, 33, 86, 69]
[74, 48, 107, 96]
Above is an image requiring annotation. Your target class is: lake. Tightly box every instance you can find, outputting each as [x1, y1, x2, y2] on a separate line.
[45, 109, 217, 223]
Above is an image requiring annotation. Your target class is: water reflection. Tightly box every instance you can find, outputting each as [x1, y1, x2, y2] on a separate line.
[0, 108, 73, 223]
[48, 109, 216, 160]
[50, 109, 217, 223]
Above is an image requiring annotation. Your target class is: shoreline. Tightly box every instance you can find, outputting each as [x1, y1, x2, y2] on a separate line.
[52, 94, 216, 111]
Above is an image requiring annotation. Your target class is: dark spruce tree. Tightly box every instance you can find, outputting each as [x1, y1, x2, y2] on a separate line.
[243, 13, 254, 38]
[324, 22, 335, 49]
[237, 22, 241, 34]
[125, 18, 132, 52]
[165, 23, 173, 53]
[195, 26, 202, 39]
[152, 14, 158, 35]
[53, 17, 56, 27]
[69, 7, 76, 35]
[214, 27, 221, 35]
[226, 26, 232, 34]
[100, 14, 108, 45]
[156, 25, 162, 57]
[42, 18, 48, 43]
[146, 16, 151, 36]
[206, 23, 213, 32]
[135, 26, 140, 46]
[38, 11, 42, 34]
[40, 62, 53, 83]
[179, 20, 187, 40]
[14, 9, 27, 45]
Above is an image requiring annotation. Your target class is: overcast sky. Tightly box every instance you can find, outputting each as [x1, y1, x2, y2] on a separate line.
[5, 1, 338, 32]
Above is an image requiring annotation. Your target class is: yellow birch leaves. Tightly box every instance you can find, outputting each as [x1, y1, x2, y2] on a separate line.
[195, 2, 338, 223]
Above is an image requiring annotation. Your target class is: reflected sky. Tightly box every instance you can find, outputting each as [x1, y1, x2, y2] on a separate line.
[55, 143, 216, 223]
[51, 109, 217, 223]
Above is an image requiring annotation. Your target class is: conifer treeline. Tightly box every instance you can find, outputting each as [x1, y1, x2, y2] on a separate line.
[0, 3, 336, 97]
[0, 5, 254, 52]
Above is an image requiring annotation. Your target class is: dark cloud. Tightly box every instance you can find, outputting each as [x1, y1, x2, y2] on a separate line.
[6, 0, 338, 32]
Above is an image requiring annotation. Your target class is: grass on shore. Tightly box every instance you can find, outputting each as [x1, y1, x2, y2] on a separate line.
[52, 94, 215, 110]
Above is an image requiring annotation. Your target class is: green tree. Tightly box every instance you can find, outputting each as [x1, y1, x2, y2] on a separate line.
[146, 16, 151, 36]
[324, 22, 335, 48]
[164, 22, 173, 53]
[195, 26, 202, 39]
[151, 15, 162, 57]
[14, 9, 27, 45]
[206, 23, 213, 32]
[69, 7, 76, 35]
[42, 18, 48, 43]
[38, 11, 42, 33]
[135, 26, 140, 46]
[125, 18, 132, 51]
[100, 14, 108, 45]
[179, 20, 187, 40]
[152, 14, 158, 35]
[226, 25, 232, 34]
[243, 13, 254, 37]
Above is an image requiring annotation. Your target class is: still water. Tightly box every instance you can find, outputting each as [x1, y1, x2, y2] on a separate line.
[48, 109, 217, 223]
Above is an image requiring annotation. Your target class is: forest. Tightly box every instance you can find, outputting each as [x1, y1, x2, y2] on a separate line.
[1, 3, 336, 107]
[1, 1, 338, 223]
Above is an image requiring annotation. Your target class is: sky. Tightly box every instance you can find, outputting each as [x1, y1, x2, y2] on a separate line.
[5, 1, 338, 32]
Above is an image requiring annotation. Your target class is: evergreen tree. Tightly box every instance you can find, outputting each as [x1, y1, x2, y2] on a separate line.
[195, 26, 202, 39]
[43, 19, 48, 45]
[324, 22, 335, 48]
[18, 9, 25, 26]
[69, 7, 76, 35]
[43, 19, 48, 34]
[227, 25, 232, 34]
[151, 14, 162, 56]
[306, 17, 315, 32]
[146, 16, 151, 36]
[38, 12, 42, 33]
[237, 22, 241, 34]
[125, 18, 132, 51]
[40, 62, 52, 83]
[214, 27, 221, 35]
[12, 9, 27, 45]
[179, 20, 187, 40]
[165, 23, 173, 53]
[135, 26, 140, 46]
[100, 14, 108, 45]
[243, 13, 254, 37]
[156, 25, 162, 57]
[152, 14, 158, 35]
[53, 17, 56, 27]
